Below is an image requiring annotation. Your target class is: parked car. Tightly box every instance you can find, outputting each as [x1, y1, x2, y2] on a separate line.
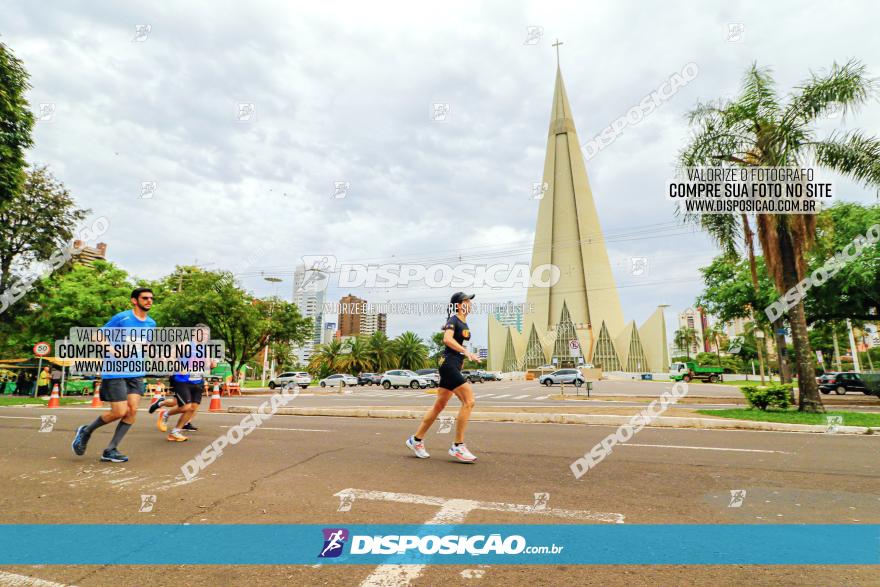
[538, 368, 585, 387]
[482, 371, 503, 381]
[268, 371, 311, 390]
[818, 372, 870, 395]
[381, 370, 431, 389]
[416, 369, 440, 387]
[319, 374, 358, 388]
[460, 370, 484, 384]
[358, 372, 382, 386]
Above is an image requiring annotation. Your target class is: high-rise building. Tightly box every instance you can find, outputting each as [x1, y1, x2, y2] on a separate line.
[677, 307, 706, 357]
[323, 322, 337, 344]
[292, 263, 327, 364]
[487, 59, 668, 373]
[338, 294, 366, 337]
[71, 241, 108, 266]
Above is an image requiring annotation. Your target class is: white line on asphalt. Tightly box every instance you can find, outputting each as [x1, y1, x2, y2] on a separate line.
[492, 394, 511, 398]
[343, 488, 623, 587]
[620, 443, 791, 454]
[474, 394, 495, 399]
[535, 395, 550, 400]
[0, 570, 73, 586]
[513, 395, 531, 399]
[0, 415, 41, 420]
[219, 425, 329, 432]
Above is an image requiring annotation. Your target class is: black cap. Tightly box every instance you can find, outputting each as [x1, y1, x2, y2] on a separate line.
[450, 292, 475, 305]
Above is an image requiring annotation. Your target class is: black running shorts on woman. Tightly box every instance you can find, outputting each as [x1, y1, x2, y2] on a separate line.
[438, 314, 471, 390]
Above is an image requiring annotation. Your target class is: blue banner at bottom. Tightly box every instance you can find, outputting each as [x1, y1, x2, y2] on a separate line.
[1, 525, 877, 565]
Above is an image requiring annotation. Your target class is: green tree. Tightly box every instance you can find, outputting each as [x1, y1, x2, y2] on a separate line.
[673, 327, 700, 360]
[150, 267, 311, 376]
[0, 40, 35, 209]
[309, 339, 345, 378]
[0, 260, 132, 358]
[428, 331, 445, 366]
[702, 323, 727, 368]
[393, 331, 428, 370]
[339, 336, 373, 375]
[680, 60, 880, 412]
[0, 166, 88, 294]
[366, 331, 397, 373]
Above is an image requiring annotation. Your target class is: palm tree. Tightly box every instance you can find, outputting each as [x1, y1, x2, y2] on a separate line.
[393, 331, 429, 370]
[679, 60, 880, 412]
[338, 336, 373, 375]
[673, 327, 700, 360]
[366, 331, 397, 373]
[308, 339, 344, 377]
[703, 323, 727, 368]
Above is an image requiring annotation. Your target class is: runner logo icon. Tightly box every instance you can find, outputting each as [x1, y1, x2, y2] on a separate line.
[318, 528, 349, 558]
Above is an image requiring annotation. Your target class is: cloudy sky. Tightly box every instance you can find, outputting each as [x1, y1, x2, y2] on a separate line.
[6, 0, 880, 347]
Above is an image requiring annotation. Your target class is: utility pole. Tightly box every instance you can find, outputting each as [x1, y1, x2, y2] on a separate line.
[847, 318, 861, 373]
[833, 325, 843, 371]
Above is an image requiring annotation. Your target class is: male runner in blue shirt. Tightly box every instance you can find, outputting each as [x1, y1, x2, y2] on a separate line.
[71, 288, 156, 462]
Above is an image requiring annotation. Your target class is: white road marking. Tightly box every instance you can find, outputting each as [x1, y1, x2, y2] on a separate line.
[535, 395, 550, 400]
[512, 395, 531, 399]
[492, 394, 511, 399]
[219, 425, 329, 432]
[0, 415, 41, 420]
[0, 571, 73, 587]
[475, 394, 495, 399]
[620, 443, 791, 454]
[343, 488, 623, 587]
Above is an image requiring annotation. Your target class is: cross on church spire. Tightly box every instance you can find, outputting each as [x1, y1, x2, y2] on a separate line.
[552, 39, 563, 67]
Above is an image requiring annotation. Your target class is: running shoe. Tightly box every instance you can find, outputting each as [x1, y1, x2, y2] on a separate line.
[71, 425, 90, 456]
[406, 436, 430, 458]
[157, 410, 169, 432]
[148, 396, 164, 414]
[167, 430, 188, 442]
[449, 443, 477, 462]
[100, 448, 128, 463]
[182, 423, 198, 431]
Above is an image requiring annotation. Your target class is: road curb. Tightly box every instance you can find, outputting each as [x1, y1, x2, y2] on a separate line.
[226, 406, 878, 435]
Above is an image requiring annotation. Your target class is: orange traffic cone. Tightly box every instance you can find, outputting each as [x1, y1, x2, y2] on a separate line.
[47, 384, 61, 408]
[90, 382, 103, 408]
[208, 384, 222, 412]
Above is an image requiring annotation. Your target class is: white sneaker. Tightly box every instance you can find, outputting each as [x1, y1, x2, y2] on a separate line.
[406, 436, 430, 458]
[449, 443, 477, 462]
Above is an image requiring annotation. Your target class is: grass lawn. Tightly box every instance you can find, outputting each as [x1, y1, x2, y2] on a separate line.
[0, 396, 90, 407]
[696, 407, 880, 427]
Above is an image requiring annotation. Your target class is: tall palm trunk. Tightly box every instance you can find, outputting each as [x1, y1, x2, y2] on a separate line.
[777, 228, 823, 412]
[741, 216, 767, 384]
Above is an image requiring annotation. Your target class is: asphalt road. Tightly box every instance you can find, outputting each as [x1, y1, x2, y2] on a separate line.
[237, 379, 880, 411]
[1, 404, 878, 586]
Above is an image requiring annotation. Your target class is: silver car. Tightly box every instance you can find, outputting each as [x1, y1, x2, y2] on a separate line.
[269, 371, 311, 389]
[381, 370, 430, 389]
[538, 369, 585, 387]
[319, 374, 359, 387]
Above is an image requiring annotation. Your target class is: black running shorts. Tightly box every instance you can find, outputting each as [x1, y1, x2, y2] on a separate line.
[438, 357, 466, 390]
[171, 377, 193, 406]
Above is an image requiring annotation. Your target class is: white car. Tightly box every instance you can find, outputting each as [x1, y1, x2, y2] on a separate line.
[268, 371, 311, 389]
[381, 370, 430, 389]
[319, 374, 359, 387]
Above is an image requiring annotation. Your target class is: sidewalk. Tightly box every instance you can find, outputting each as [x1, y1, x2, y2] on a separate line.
[227, 405, 880, 435]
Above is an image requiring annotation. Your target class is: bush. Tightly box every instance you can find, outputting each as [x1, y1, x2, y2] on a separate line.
[741, 383, 792, 410]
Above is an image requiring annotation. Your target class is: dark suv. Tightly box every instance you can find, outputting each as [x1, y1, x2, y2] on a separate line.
[460, 370, 483, 384]
[818, 372, 869, 395]
[357, 373, 382, 386]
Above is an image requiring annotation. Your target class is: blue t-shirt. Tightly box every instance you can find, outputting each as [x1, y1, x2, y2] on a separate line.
[101, 310, 157, 380]
[174, 341, 204, 384]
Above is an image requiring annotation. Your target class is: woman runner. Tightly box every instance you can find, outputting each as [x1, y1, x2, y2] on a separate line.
[406, 292, 480, 462]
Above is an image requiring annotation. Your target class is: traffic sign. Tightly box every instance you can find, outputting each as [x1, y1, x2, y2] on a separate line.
[33, 341, 51, 357]
[569, 339, 581, 357]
